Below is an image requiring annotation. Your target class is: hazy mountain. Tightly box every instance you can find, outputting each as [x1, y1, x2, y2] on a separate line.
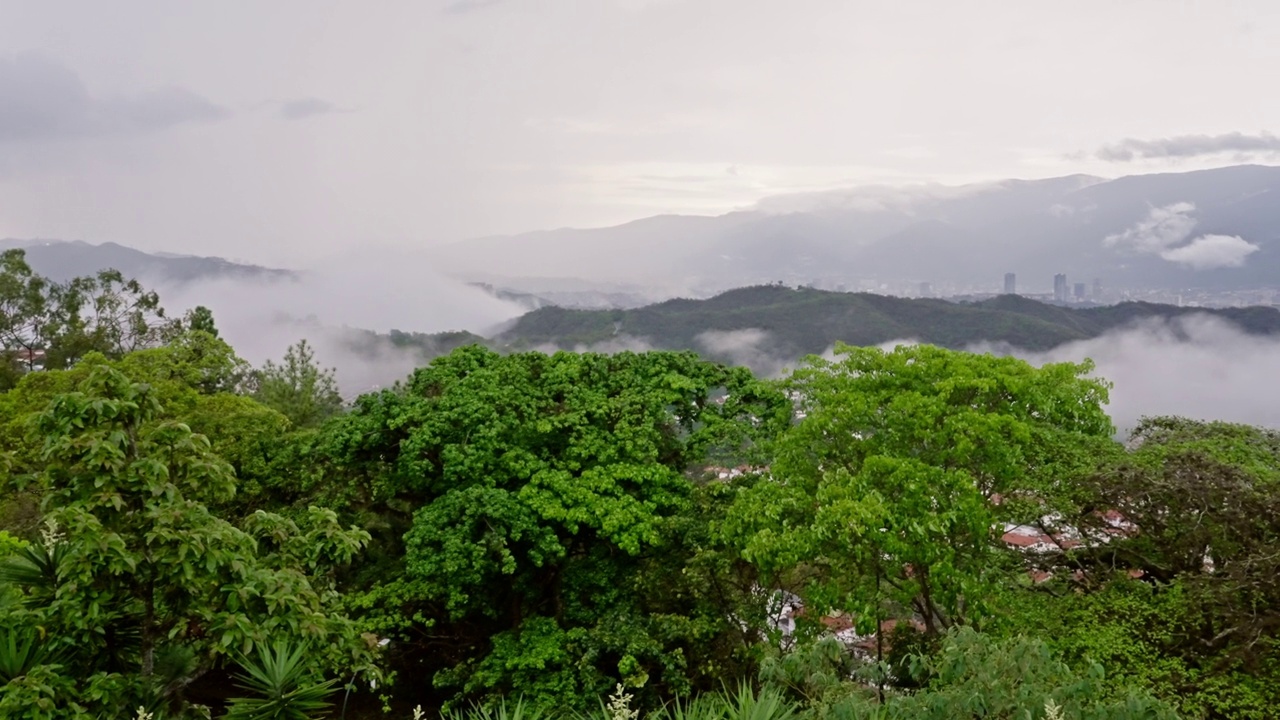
[0, 239, 295, 284]
[432, 165, 1280, 294]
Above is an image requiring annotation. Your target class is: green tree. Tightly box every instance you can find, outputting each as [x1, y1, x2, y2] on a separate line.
[726, 344, 1115, 640]
[1016, 417, 1280, 718]
[0, 366, 376, 714]
[826, 627, 1176, 720]
[251, 339, 344, 429]
[0, 249, 182, 384]
[319, 346, 790, 711]
[184, 305, 219, 338]
[0, 250, 57, 388]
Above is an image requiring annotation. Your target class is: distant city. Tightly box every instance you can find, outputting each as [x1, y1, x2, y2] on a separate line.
[788, 272, 1280, 309]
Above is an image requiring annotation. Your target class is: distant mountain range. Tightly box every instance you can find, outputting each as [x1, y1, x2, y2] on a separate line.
[0, 239, 294, 284]
[432, 164, 1280, 295]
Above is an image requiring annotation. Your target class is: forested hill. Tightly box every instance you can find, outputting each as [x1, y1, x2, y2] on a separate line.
[495, 285, 1280, 357]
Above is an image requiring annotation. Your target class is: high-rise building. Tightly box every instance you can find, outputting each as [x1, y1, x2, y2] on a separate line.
[1092, 278, 1103, 299]
[1074, 282, 1086, 300]
[1053, 273, 1068, 302]
[1004, 272, 1016, 294]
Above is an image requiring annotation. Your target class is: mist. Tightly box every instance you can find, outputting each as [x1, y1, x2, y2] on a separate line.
[156, 248, 525, 395]
[969, 315, 1280, 431]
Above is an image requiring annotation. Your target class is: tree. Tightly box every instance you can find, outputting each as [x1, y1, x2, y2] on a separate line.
[824, 627, 1176, 720]
[318, 346, 790, 710]
[0, 366, 376, 715]
[251, 339, 344, 429]
[48, 268, 182, 367]
[1025, 416, 1280, 717]
[725, 343, 1115, 640]
[184, 305, 219, 338]
[0, 250, 182, 385]
[0, 250, 57, 388]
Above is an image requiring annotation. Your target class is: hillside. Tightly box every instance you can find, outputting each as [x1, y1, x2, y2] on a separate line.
[0, 239, 294, 283]
[496, 285, 1280, 364]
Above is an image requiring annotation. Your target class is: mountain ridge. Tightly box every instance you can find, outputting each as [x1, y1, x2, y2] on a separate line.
[431, 164, 1280, 294]
[0, 238, 296, 284]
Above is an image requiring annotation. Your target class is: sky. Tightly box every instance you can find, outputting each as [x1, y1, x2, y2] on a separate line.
[2, 0, 1280, 266]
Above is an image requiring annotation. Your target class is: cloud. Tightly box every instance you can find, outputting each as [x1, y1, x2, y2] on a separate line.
[1103, 202, 1197, 252]
[696, 328, 790, 375]
[156, 247, 526, 396]
[1103, 202, 1260, 270]
[0, 52, 227, 142]
[1095, 131, 1280, 162]
[1159, 234, 1260, 270]
[970, 315, 1280, 431]
[279, 97, 338, 120]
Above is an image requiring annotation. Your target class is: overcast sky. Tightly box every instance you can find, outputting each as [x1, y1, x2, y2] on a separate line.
[2, 0, 1279, 265]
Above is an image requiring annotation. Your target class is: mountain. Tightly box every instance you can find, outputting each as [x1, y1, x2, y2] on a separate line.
[432, 165, 1280, 294]
[495, 285, 1280, 365]
[0, 239, 295, 284]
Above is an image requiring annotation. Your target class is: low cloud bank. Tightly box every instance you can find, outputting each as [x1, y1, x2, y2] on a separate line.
[158, 250, 525, 395]
[1095, 131, 1280, 162]
[971, 315, 1280, 431]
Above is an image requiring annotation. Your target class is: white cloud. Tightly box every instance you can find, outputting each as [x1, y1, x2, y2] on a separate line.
[1159, 233, 1260, 269]
[1103, 202, 1198, 252]
[1103, 202, 1260, 270]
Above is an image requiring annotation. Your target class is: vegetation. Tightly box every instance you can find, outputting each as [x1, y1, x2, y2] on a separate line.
[2, 256, 1280, 718]
[497, 285, 1280, 363]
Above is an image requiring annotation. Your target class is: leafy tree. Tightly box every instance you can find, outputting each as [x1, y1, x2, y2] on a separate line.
[826, 627, 1176, 720]
[184, 305, 219, 338]
[1020, 417, 1280, 718]
[0, 249, 182, 386]
[251, 339, 344, 429]
[43, 268, 181, 368]
[0, 365, 376, 714]
[319, 346, 790, 711]
[0, 250, 57, 388]
[726, 343, 1115, 640]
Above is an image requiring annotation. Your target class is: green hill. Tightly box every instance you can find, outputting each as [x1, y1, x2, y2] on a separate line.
[496, 285, 1280, 363]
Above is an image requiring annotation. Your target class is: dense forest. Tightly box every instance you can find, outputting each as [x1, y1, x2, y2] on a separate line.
[2, 248, 1280, 719]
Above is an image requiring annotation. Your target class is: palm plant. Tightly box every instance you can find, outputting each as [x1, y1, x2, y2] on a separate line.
[0, 626, 51, 683]
[223, 641, 337, 720]
[444, 698, 547, 720]
[651, 694, 729, 720]
[719, 684, 798, 720]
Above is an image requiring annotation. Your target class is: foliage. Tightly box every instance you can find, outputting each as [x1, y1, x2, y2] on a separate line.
[826, 627, 1176, 720]
[0, 365, 375, 714]
[185, 306, 219, 338]
[250, 339, 344, 429]
[995, 417, 1280, 718]
[224, 641, 339, 720]
[0, 249, 185, 389]
[320, 346, 790, 711]
[726, 343, 1114, 638]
